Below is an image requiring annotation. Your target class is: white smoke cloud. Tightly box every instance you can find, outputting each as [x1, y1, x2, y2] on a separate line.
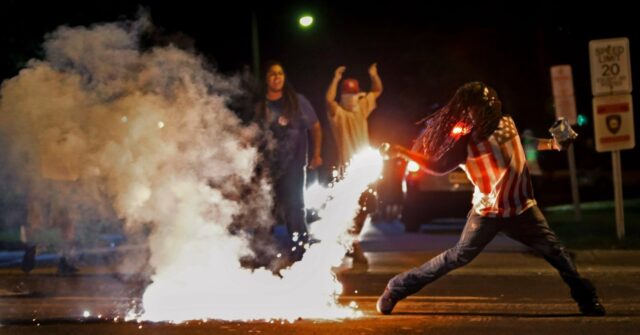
[0, 13, 383, 322]
[0, 14, 270, 293]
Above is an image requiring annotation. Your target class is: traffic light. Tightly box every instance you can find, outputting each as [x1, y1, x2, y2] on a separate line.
[577, 114, 588, 126]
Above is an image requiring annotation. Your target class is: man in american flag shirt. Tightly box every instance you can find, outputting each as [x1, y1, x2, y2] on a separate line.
[377, 82, 605, 316]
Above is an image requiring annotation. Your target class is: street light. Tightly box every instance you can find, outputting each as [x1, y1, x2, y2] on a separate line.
[299, 15, 314, 28]
[251, 11, 316, 76]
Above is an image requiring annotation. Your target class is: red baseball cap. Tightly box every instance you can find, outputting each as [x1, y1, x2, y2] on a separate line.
[341, 78, 360, 94]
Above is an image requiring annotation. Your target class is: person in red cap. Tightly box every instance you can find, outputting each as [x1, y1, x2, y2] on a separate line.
[326, 63, 382, 166]
[325, 63, 383, 268]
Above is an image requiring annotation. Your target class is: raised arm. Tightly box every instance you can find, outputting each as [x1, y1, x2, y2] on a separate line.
[369, 63, 383, 99]
[325, 66, 345, 118]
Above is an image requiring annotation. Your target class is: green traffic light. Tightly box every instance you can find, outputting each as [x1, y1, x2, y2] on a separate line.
[299, 15, 314, 28]
[577, 114, 588, 126]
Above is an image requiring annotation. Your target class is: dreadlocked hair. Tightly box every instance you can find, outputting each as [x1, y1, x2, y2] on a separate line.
[254, 60, 300, 123]
[414, 81, 502, 160]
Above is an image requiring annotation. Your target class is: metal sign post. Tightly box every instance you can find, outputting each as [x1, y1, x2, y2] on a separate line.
[611, 150, 625, 239]
[589, 37, 634, 240]
[592, 94, 634, 240]
[551, 65, 581, 221]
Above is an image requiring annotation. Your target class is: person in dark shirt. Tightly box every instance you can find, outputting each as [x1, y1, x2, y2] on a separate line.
[254, 61, 323, 261]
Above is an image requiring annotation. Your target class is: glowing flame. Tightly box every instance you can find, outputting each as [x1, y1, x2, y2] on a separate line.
[407, 161, 420, 173]
[138, 148, 383, 322]
[304, 181, 332, 212]
[308, 148, 383, 243]
[451, 122, 470, 137]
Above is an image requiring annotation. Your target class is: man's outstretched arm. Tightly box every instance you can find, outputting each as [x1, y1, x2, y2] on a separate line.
[384, 136, 468, 176]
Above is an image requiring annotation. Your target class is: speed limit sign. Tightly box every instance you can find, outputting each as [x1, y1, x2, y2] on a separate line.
[589, 37, 634, 241]
[589, 37, 632, 96]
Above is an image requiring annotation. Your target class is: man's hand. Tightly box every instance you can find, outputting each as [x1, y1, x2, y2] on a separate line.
[379, 142, 391, 153]
[379, 142, 391, 158]
[368, 63, 378, 77]
[368, 63, 382, 98]
[309, 155, 323, 170]
[334, 66, 346, 81]
[537, 138, 563, 151]
[379, 142, 400, 159]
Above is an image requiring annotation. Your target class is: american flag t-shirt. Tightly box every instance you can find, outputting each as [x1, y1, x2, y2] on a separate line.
[462, 116, 536, 217]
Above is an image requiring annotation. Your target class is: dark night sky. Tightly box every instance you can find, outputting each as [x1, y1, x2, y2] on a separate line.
[1, 0, 639, 171]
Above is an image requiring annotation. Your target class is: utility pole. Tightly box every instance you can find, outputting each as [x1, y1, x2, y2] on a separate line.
[251, 11, 260, 78]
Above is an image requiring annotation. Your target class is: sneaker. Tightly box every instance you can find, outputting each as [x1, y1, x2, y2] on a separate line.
[21, 245, 37, 274]
[376, 288, 400, 315]
[578, 298, 606, 316]
[57, 257, 79, 275]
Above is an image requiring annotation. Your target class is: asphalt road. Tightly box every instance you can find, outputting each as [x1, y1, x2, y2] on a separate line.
[1, 221, 639, 332]
[1, 273, 638, 335]
[1, 242, 639, 335]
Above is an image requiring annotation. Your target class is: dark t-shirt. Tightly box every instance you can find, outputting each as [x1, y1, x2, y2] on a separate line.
[266, 94, 318, 174]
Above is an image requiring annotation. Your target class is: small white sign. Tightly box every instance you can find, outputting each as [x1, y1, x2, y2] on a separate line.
[589, 37, 632, 96]
[550, 65, 577, 123]
[551, 65, 575, 97]
[553, 95, 577, 124]
[592, 94, 635, 152]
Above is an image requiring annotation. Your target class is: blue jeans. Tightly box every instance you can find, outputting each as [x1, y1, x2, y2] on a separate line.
[387, 206, 597, 303]
[274, 165, 308, 260]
